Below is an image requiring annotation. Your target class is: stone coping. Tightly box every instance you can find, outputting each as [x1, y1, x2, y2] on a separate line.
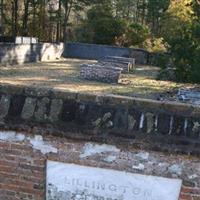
[1, 83, 200, 155]
[102, 58, 131, 64]
[67, 42, 149, 53]
[81, 64, 123, 71]
[0, 83, 199, 117]
[105, 56, 135, 64]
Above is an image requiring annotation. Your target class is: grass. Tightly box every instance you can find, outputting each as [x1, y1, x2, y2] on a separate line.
[0, 58, 187, 99]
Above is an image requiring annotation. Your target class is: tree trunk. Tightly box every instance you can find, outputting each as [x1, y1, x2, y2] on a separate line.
[0, 0, 3, 36]
[42, 0, 45, 30]
[141, 0, 145, 25]
[22, 0, 30, 36]
[63, 0, 68, 42]
[32, 2, 36, 36]
[14, 0, 18, 37]
[56, 0, 61, 42]
[135, 0, 140, 23]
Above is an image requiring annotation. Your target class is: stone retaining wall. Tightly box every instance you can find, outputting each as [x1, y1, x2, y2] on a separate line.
[0, 43, 64, 65]
[1, 84, 200, 154]
[64, 42, 149, 64]
[80, 64, 122, 83]
[0, 42, 167, 66]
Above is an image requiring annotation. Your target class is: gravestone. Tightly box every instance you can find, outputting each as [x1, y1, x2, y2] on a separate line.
[47, 160, 182, 200]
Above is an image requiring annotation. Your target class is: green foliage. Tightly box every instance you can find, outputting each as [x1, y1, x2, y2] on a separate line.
[143, 37, 169, 53]
[164, 0, 200, 83]
[75, 7, 149, 47]
[125, 23, 149, 46]
[75, 4, 126, 45]
[74, 22, 94, 43]
[146, 0, 170, 34]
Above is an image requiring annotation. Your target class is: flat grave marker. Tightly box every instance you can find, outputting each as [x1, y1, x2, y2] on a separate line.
[47, 160, 182, 200]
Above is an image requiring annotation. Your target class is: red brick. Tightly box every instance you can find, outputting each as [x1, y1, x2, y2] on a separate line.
[193, 197, 200, 200]
[33, 159, 45, 166]
[10, 143, 32, 151]
[0, 183, 44, 195]
[19, 163, 45, 172]
[0, 164, 17, 173]
[181, 187, 200, 195]
[180, 193, 193, 200]
[0, 142, 10, 149]
[0, 160, 19, 167]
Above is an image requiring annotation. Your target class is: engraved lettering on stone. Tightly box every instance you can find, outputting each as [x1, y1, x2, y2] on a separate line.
[47, 161, 182, 200]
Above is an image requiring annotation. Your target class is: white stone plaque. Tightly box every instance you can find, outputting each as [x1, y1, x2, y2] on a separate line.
[47, 160, 182, 200]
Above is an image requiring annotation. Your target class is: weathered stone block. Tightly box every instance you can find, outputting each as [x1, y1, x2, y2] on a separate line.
[48, 99, 63, 122]
[0, 84, 24, 95]
[171, 116, 185, 136]
[145, 112, 155, 134]
[51, 89, 77, 100]
[21, 97, 37, 120]
[188, 119, 200, 138]
[77, 93, 98, 103]
[128, 115, 137, 130]
[34, 97, 50, 121]
[128, 109, 142, 131]
[0, 95, 11, 120]
[24, 87, 51, 97]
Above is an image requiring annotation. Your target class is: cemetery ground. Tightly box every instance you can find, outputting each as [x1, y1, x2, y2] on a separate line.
[0, 58, 192, 100]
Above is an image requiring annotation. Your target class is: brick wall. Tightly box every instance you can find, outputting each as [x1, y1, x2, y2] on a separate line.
[0, 131, 199, 200]
[1, 84, 200, 154]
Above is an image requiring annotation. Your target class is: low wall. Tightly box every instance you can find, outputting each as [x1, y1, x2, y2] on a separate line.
[0, 43, 64, 65]
[0, 84, 200, 200]
[0, 42, 166, 66]
[64, 42, 149, 64]
[0, 84, 200, 154]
